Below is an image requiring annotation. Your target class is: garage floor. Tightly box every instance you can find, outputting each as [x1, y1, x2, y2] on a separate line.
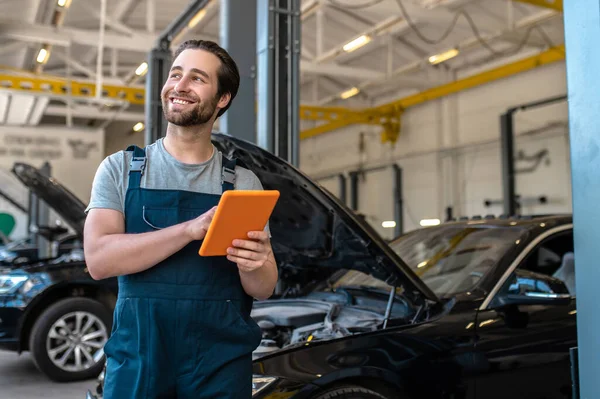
[0, 350, 96, 399]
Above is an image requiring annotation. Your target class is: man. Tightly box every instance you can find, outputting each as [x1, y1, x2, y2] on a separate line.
[83, 40, 278, 398]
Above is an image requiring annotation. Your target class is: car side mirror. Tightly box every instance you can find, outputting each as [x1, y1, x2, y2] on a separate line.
[492, 269, 571, 308]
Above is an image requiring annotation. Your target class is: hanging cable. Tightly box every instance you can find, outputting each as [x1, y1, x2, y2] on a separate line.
[393, 0, 463, 45]
[394, 0, 556, 58]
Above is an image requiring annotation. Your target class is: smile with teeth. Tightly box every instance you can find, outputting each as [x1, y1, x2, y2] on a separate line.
[171, 98, 193, 105]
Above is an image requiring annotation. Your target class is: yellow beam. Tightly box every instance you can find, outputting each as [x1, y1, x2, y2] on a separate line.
[0, 70, 382, 128]
[512, 0, 562, 11]
[374, 44, 565, 115]
[300, 45, 565, 141]
[0, 73, 145, 105]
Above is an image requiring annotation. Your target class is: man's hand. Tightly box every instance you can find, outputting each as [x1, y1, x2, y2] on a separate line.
[227, 230, 271, 273]
[227, 230, 278, 300]
[185, 206, 217, 241]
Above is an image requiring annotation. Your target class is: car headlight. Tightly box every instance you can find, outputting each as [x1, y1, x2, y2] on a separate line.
[0, 274, 29, 294]
[0, 249, 17, 262]
[252, 375, 278, 396]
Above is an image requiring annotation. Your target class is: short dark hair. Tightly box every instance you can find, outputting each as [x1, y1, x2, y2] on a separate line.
[173, 40, 239, 118]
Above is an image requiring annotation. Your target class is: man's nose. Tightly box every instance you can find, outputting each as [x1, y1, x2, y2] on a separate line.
[174, 76, 191, 92]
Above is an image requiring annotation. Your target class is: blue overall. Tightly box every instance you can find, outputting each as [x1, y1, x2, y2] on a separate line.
[102, 145, 263, 399]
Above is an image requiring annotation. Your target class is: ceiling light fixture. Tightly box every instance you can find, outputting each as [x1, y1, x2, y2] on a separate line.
[340, 87, 359, 99]
[428, 48, 459, 65]
[382, 221, 397, 228]
[343, 35, 371, 53]
[420, 219, 441, 227]
[36, 48, 49, 64]
[135, 62, 148, 76]
[133, 122, 145, 132]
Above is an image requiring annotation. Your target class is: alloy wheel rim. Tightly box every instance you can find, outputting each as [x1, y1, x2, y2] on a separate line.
[46, 311, 108, 372]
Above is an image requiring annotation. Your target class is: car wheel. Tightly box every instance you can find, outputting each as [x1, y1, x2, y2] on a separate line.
[313, 386, 389, 399]
[29, 297, 112, 382]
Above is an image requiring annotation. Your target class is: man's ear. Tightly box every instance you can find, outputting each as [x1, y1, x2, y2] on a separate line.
[218, 92, 231, 109]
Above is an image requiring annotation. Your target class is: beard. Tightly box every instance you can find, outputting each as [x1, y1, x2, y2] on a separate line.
[161, 92, 219, 127]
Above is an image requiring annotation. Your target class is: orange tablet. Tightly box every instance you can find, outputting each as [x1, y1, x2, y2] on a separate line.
[198, 190, 280, 256]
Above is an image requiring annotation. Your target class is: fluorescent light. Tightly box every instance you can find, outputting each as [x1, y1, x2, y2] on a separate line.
[57, 0, 67, 6]
[133, 122, 144, 132]
[420, 218, 441, 227]
[343, 35, 371, 53]
[428, 48, 459, 65]
[382, 221, 396, 228]
[188, 9, 207, 28]
[340, 87, 359, 99]
[135, 62, 148, 76]
[36, 48, 49, 64]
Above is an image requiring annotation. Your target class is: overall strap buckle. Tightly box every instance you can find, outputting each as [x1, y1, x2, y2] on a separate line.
[126, 145, 146, 176]
[130, 157, 146, 175]
[221, 165, 236, 185]
[221, 154, 237, 192]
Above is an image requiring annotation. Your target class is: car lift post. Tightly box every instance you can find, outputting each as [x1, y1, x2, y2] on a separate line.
[563, 1, 600, 397]
[257, 0, 301, 165]
[499, 95, 567, 216]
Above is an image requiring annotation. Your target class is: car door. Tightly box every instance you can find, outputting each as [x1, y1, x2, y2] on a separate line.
[472, 226, 577, 399]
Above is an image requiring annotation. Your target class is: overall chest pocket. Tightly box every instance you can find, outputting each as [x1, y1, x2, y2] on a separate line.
[142, 206, 209, 229]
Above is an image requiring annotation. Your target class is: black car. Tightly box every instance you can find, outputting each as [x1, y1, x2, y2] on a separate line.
[89, 133, 577, 398]
[0, 163, 118, 382]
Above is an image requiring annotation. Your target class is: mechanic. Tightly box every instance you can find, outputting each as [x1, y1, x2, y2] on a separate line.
[83, 39, 278, 398]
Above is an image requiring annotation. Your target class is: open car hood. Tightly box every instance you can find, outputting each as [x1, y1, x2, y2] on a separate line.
[11, 163, 87, 237]
[211, 133, 439, 303]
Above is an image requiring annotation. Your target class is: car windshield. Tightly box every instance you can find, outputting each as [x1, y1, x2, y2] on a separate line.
[387, 224, 528, 297]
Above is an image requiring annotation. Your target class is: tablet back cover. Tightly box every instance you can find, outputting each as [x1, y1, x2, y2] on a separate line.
[199, 190, 279, 256]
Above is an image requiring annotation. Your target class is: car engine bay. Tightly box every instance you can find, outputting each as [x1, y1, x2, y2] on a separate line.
[250, 292, 414, 359]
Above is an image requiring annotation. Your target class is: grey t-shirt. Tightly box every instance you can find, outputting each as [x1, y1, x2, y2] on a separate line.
[86, 138, 269, 232]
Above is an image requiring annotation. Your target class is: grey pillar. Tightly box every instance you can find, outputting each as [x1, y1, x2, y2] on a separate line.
[145, 46, 171, 145]
[564, 1, 600, 397]
[256, 0, 301, 165]
[219, 0, 257, 143]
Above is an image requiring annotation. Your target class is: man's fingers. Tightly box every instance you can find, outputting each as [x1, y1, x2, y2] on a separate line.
[227, 247, 263, 261]
[231, 239, 263, 252]
[247, 230, 268, 241]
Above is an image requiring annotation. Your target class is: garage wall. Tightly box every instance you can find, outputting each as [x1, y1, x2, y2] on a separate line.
[301, 60, 570, 236]
[104, 130, 145, 157]
[0, 125, 104, 239]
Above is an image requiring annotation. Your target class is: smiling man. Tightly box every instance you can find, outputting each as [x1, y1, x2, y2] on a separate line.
[83, 40, 278, 398]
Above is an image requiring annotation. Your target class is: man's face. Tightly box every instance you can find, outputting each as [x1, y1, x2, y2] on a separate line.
[160, 49, 230, 127]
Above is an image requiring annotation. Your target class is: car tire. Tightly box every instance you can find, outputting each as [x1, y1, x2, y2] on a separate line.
[29, 297, 112, 382]
[313, 386, 389, 399]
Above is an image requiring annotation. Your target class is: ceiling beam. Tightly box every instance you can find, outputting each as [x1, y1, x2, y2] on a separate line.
[0, 20, 156, 52]
[79, 1, 136, 36]
[316, 8, 560, 105]
[80, 0, 143, 64]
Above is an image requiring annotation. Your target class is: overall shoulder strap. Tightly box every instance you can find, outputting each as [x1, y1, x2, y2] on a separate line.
[221, 154, 237, 192]
[126, 145, 146, 190]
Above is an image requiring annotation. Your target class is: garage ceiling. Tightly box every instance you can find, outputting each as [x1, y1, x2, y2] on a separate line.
[0, 0, 565, 132]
